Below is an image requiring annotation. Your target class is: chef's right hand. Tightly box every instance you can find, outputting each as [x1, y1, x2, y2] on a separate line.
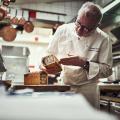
[40, 64, 58, 75]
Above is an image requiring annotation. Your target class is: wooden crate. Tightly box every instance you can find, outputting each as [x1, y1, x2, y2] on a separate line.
[24, 71, 48, 85]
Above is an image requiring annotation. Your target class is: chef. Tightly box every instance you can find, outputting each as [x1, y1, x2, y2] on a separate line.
[42, 2, 113, 109]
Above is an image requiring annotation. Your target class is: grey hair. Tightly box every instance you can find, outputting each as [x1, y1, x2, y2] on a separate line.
[78, 2, 103, 23]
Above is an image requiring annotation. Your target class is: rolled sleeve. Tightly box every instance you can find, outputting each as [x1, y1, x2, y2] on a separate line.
[88, 62, 112, 80]
[88, 62, 99, 80]
[87, 37, 113, 80]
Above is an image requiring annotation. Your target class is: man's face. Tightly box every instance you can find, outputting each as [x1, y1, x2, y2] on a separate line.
[75, 11, 99, 37]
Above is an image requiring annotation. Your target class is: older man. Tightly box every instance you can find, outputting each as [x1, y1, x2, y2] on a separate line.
[42, 2, 113, 108]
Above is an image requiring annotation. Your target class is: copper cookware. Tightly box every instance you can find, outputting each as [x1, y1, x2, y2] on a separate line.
[2, 25, 17, 42]
[18, 17, 26, 25]
[11, 17, 19, 25]
[24, 21, 34, 33]
[0, 8, 6, 21]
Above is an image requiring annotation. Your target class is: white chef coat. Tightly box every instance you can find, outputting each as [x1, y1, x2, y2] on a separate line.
[47, 23, 112, 83]
[46, 23, 113, 108]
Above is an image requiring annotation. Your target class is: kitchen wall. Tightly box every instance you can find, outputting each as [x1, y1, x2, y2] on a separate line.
[12, 1, 84, 23]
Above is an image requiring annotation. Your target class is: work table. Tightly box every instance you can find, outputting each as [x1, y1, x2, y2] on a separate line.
[11, 84, 71, 92]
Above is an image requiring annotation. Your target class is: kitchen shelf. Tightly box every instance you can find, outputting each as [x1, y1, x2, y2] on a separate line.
[100, 96, 120, 103]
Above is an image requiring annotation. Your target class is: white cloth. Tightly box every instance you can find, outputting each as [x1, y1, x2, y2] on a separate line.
[0, 94, 118, 120]
[46, 23, 113, 108]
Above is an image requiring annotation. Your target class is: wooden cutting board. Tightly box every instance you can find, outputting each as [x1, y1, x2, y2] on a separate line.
[12, 84, 70, 92]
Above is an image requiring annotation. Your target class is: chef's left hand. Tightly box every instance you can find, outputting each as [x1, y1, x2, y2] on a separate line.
[59, 56, 86, 67]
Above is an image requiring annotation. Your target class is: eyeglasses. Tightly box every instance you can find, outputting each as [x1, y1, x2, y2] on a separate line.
[75, 20, 96, 32]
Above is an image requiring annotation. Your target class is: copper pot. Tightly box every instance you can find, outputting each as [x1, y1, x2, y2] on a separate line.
[11, 17, 19, 25]
[24, 21, 34, 33]
[0, 8, 6, 21]
[18, 17, 26, 25]
[2, 25, 17, 42]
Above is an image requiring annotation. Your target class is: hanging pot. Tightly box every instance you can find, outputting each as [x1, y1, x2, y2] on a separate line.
[0, 20, 11, 38]
[0, 8, 6, 21]
[18, 17, 26, 25]
[15, 18, 26, 32]
[24, 21, 34, 33]
[11, 17, 19, 25]
[10, 8, 18, 24]
[15, 11, 26, 32]
[0, 29, 3, 37]
[10, 0, 16, 2]
[2, 25, 17, 42]
[2, 0, 10, 7]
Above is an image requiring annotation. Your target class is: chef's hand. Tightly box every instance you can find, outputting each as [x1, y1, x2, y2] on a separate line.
[59, 56, 86, 67]
[40, 64, 62, 74]
[40, 64, 56, 74]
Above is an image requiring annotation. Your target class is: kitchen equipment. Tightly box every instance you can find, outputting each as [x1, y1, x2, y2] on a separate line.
[2, 0, 16, 7]
[18, 17, 26, 25]
[3, 0, 10, 6]
[1, 45, 30, 83]
[1, 25, 17, 41]
[0, 54, 6, 81]
[24, 21, 34, 33]
[0, 8, 6, 21]
[11, 17, 19, 25]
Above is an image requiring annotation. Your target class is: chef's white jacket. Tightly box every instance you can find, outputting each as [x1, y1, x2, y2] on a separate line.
[46, 23, 113, 85]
